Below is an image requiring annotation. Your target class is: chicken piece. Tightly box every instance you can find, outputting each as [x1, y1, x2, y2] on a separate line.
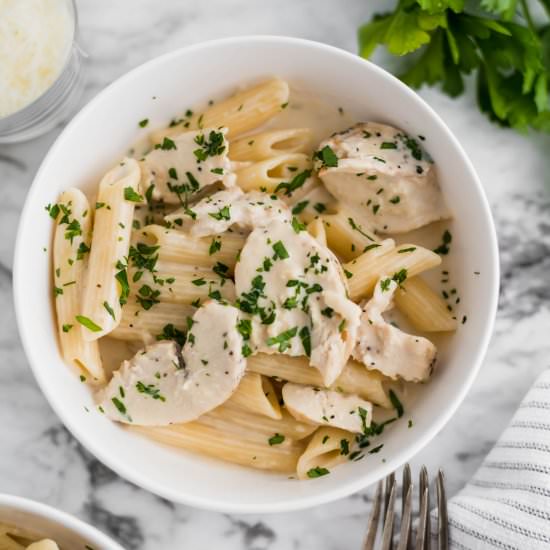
[316, 122, 450, 234]
[283, 383, 373, 433]
[164, 187, 291, 237]
[140, 128, 235, 204]
[353, 277, 437, 382]
[234, 218, 361, 386]
[100, 301, 246, 425]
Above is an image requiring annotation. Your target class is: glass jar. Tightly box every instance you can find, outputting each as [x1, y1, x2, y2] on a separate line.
[0, 0, 85, 143]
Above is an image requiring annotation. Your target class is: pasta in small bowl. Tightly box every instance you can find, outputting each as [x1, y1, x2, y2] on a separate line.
[13, 36, 498, 512]
[0, 494, 123, 550]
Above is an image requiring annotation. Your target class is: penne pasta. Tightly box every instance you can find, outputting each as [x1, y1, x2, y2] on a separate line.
[203, 403, 316, 441]
[228, 373, 282, 419]
[307, 217, 327, 247]
[344, 243, 441, 302]
[394, 276, 458, 332]
[229, 128, 313, 161]
[81, 158, 142, 340]
[132, 421, 304, 473]
[322, 209, 378, 261]
[52, 188, 103, 381]
[151, 79, 290, 144]
[247, 354, 391, 408]
[139, 225, 246, 271]
[235, 153, 311, 192]
[296, 427, 353, 480]
[130, 267, 236, 305]
[110, 301, 194, 341]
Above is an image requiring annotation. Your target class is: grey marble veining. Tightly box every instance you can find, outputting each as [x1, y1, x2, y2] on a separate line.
[1, 1, 550, 548]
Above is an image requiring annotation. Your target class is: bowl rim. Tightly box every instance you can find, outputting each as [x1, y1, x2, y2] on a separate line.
[0, 493, 124, 549]
[13, 34, 500, 513]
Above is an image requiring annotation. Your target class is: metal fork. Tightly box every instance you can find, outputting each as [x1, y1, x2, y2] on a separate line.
[363, 464, 448, 550]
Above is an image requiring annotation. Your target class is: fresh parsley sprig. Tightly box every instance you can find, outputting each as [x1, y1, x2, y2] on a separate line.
[358, 0, 550, 132]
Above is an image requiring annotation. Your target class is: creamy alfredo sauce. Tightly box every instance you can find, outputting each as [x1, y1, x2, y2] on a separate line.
[105, 82, 456, 418]
[0, 0, 74, 118]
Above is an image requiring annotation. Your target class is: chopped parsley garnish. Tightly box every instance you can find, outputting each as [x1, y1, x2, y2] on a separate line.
[340, 439, 350, 455]
[62, 324, 73, 333]
[272, 240, 289, 260]
[291, 216, 306, 233]
[380, 278, 392, 292]
[103, 301, 116, 320]
[358, 406, 369, 432]
[54, 286, 63, 297]
[192, 277, 207, 286]
[242, 343, 253, 357]
[213, 261, 230, 279]
[46, 203, 60, 219]
[136, 381, 166, 401]
[139, 118, 149, 128]
[268, 433, 285, 446]
[344, 269, 353, 279]
[209, 205, 231, 221]
[211, 167, 224, 175]
[299, 326, 311, 357]
[363, 243, 381, 253]
[209, 238, 221, 255]
[64, 219, 82, 243]
[369, 444, 384, 454]
[136, 284, 161, 310]
[115, 268, 130, 305]
[321, 307, 334, 318]
[389, 196, 401, 204]
[76, 315, 102, 332]
[389, 389, 404, 418]
[111, 397, 126, 415]
[434, 230, 452, 255]
[398, 247, 416, 253]
[292, 200, 309, 215]
[348, 217, 374, 241]
[266, 326, 298, 352]
[193, 130, 225, 162]
[124, 187, 143, 202]
[307, 467, 330, 478]
[380, 141, 397, 149]
[156, 323, 186, 346]
[236, 319, 252, 340]
[76, 242, 90, 260]
[168, 167, 178, 179]
[275, 170, 311, 196]
[315, 145, 338, 168]
[314, 202, 326, 213]
[392, 268, 408, 285]
[156, 137, 177, 151]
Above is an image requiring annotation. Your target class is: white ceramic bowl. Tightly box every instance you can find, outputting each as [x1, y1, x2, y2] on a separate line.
[14, 36, 499, 513]
[0, 494, 123, 549]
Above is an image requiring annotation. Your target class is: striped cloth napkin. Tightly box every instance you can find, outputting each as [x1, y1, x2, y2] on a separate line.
[442, 369, 550, 549]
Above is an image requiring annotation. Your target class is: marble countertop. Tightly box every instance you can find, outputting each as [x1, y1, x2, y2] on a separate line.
[2, 1, 550, 548]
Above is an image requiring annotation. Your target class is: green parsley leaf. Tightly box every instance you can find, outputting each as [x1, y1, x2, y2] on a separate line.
[76, 315, 102, 332]
[124, 187, 143, 202]
[268, 433, 285, 446]
[307, 466, 330, 478]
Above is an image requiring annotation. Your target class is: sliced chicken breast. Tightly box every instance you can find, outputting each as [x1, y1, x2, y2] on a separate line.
[283, 383, 373, 433]
[100, 301, 246, 425]
[316, 122, 450, 234]
[165, 187, 291, 237]
[234, 218, 361, 386]
[353, 277, 437, 382]
[140, 128, 234, 204]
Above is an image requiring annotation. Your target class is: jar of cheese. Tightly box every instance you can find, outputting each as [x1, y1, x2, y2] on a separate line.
[0, 0, 84, 143]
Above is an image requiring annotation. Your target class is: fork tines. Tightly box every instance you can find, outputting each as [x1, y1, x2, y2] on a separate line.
[363, 465, 448, 550]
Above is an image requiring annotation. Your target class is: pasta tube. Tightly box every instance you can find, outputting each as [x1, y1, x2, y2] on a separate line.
[229, 128, 313, 161]
[81, 158, 142, 340]
[228, 373, 282, 419]
[394, 277, 458, 332]
[247, 354, 391, 408]
[296, 427, 352, 480]
[344, 243, 441, 301]
[236, 153, 311, 192]
[52, 188, 103, 381]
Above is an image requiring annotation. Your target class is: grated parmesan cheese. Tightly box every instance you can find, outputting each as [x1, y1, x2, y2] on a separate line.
[0, 0, 73, 118]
